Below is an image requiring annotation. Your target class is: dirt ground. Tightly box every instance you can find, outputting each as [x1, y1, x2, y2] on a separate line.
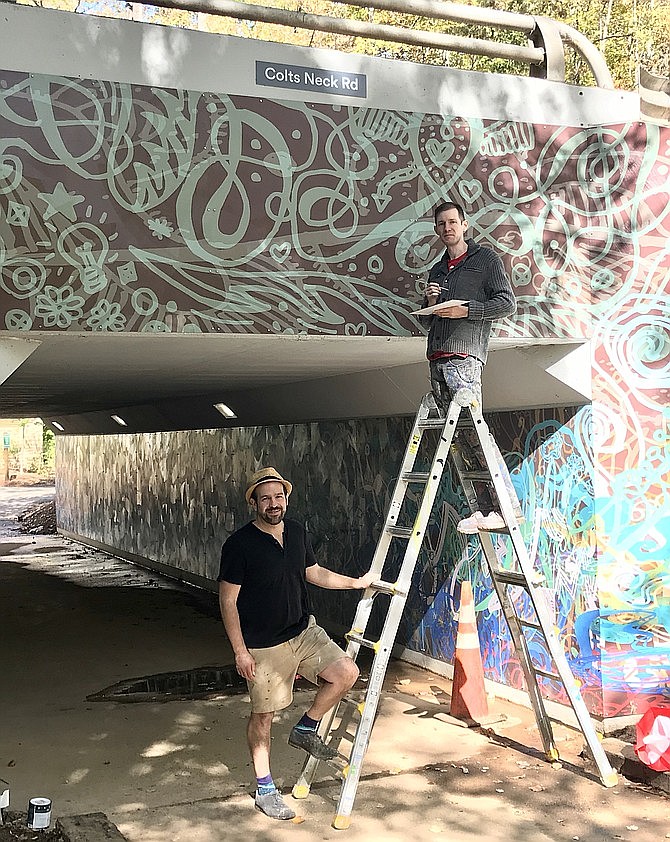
[4, 473, 54, 488]
[3, 488, 670, 842]
[0, 811, 64, 842]
[16, 499, 56, 535]
[1, 494, 64, 842]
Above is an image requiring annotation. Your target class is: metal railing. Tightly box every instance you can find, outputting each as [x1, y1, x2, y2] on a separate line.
[127, 0, 614, 88]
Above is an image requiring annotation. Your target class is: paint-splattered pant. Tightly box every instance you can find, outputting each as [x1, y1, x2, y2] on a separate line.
[429, 356, 521, 517]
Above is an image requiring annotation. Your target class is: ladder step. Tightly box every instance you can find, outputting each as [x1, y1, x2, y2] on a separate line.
[492, 570, 530, 587]
[345, 631, 379, 651]
[493, 569, 545, 587]
[533, 666, 561, 682]
[461, 470, 492, 481]
[339, 695, 365, 715]
[401, 471, 430, 482]
[418, 419, 446, 429]
[518, 618, 543, 632]
[386, 526, 413, 539]
[371, 579, 405, 597]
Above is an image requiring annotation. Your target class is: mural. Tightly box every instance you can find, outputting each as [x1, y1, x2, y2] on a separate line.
[2, 70, 664, 344]
[3, 67, 669, 719]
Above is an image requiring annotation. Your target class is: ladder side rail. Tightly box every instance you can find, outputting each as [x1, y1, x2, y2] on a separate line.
[347, 397, 462, 644]
[480, 531, 616, 782]
[342, 394, 436, 662]
[343, 395, 443, 652]
[292, 700, 343, 798]
[389, 395, 463, 597]
[452, 407, 565, 751]
[513, 576, 618, 781]
[468, 408, 617, 785]
[467, 405, 527, 535]
[448, 445, 481, 517]
[364, 394, 442, 579]
[544, 661, 618, 783]
[477, 533, 559, 758]
[332, 593, 408, 828]
[449, 428, 558, 753]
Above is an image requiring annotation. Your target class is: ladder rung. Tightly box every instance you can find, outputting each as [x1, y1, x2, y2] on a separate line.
[401, 471, 430, 482]
[533, 666, 561, 682]
[345, 631, 379, 651]
[493, 569, 545, 587]
[461, 470, 492, 481]
[518, 618, 543, 632]
[493, 570, 530, 588]
[418, 419, 446, 429]
[386, 526, 413, 539]
[322, 752, 350, 772]
[371, 580, 405, 596]
[339, 696, 365, 715]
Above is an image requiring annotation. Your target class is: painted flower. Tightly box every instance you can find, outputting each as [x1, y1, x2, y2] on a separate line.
[35, 285, 85, 328]
[147, 217, 175, 240]
[86, 300, 126, 332]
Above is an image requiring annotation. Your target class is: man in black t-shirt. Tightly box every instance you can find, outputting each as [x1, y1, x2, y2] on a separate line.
[218, 466, 374, 821]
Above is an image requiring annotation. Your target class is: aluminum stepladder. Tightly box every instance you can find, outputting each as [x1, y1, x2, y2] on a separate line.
[292, 389, 617, 830]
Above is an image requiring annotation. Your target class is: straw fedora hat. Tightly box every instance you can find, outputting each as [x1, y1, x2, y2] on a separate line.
[245, 466, 293, 504]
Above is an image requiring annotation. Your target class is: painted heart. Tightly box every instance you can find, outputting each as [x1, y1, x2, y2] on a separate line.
[270, 242, 291, 263]
[425, 138, 453, 165]
[414, 243, 430, 261]
[459, 179, 483, 204]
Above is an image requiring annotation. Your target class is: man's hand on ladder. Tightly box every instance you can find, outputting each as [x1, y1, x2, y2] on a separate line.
[354, 569, 376, 590]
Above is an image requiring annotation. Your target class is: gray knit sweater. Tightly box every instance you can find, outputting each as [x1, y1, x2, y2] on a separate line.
[420, 239, 516, 364]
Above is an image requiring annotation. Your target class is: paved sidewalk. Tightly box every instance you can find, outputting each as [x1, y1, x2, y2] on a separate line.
[1, 486, 668, 841]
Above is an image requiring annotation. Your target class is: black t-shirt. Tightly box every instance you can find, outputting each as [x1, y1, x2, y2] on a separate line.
[217, 518, 317, 648]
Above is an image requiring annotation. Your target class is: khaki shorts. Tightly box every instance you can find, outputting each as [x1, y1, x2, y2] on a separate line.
[247, 616, 347, 714]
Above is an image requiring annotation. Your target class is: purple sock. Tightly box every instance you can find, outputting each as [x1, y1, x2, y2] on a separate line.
[256, 773, 275, 795]
[296, 713, 320, 731]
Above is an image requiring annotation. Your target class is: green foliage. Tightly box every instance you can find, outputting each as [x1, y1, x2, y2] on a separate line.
[18, 0, 79, 11]
[331, 0, 669, 90]
[42, 426, 55, 470]
[19, 0, 670, 90]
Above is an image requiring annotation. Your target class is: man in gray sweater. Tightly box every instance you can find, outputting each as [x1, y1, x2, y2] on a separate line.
[420, 200, 520, 533]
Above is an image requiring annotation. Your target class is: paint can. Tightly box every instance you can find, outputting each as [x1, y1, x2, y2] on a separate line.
[27, 797, 51, 830]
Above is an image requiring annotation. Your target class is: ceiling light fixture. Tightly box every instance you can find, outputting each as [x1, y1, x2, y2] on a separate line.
[51, 421, 65, 431]
[213, 402, 237, 419]
[111, 414, 128, 426]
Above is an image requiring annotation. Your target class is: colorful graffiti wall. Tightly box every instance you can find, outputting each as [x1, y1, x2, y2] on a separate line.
[2, 67, 669, 718]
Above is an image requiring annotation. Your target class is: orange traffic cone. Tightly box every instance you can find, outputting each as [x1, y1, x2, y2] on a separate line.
[450, 579, 489, 722]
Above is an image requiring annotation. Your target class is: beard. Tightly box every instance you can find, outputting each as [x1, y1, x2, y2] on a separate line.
[258, 507, 285, 525]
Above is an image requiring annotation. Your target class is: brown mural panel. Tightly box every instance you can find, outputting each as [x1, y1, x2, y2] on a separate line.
[2, 69, 662, 341]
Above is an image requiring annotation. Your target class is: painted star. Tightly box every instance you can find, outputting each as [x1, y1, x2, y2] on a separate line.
[38, 182, 85, 222]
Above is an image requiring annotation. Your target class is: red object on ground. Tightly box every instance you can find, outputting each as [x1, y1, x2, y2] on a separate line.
[450, 579, 489, 721]
[634, 707, 670, 772]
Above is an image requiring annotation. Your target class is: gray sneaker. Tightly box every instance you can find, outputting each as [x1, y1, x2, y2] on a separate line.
[288, 726, 337, 760]
[255, 789, 296, 820]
